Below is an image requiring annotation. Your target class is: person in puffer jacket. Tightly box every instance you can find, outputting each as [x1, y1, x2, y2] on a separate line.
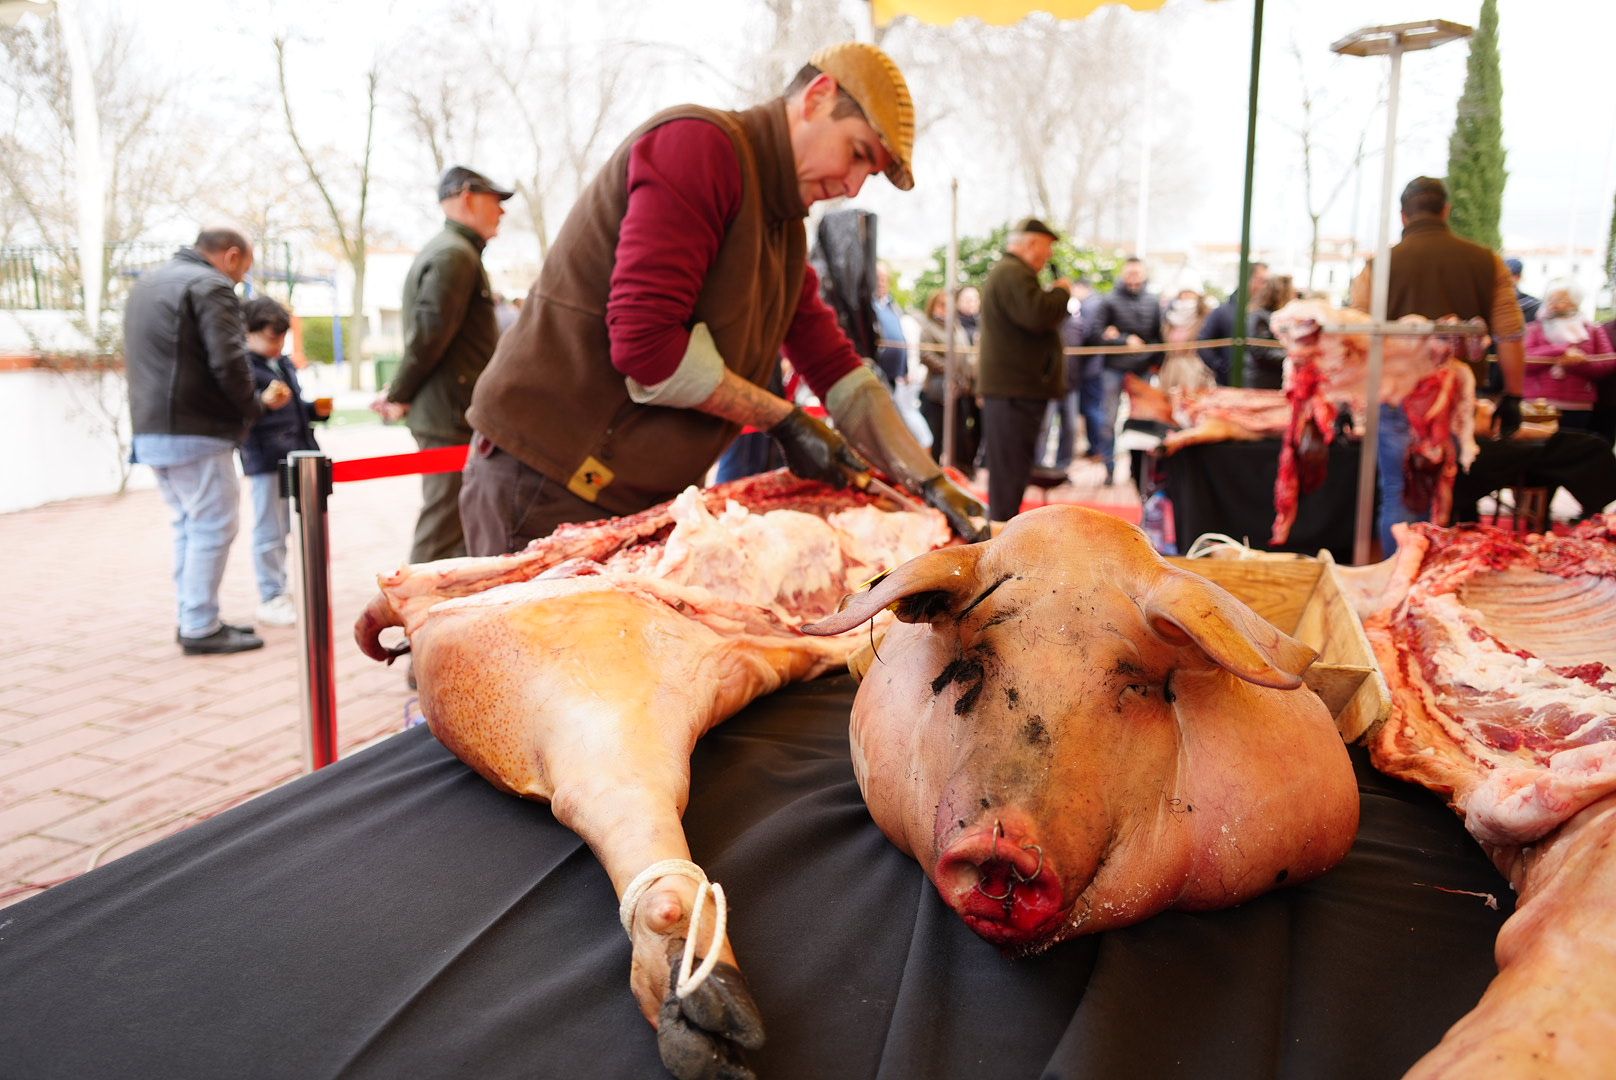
[1084, 258, 1163, 484]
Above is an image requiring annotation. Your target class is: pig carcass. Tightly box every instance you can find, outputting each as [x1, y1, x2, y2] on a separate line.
[1162, 385, 1293, 452]
[355, 471, 949, 1079]
[1363, 517, 1616, 1077]
[802, 504, 1359, 951]
[1267, 300, 1479, 545]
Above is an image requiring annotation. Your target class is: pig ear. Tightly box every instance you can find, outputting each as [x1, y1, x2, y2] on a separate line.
[1138, 568, 1317, 689]
[800, 545, 984, 636]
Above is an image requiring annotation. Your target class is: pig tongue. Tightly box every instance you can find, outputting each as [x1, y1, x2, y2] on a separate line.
[935, 824, 1067, 947]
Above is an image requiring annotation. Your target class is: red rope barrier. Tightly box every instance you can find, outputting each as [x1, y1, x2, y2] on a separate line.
[331, 444, 469, 483]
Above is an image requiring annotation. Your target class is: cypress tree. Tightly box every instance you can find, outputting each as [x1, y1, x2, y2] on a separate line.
[1446, 0, 1506, 250]
[1605, 188, 1616, 293]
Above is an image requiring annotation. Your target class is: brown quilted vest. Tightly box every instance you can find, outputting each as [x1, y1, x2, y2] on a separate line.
[1385, 218, 1497, 323]
[465, 101, 808, 515]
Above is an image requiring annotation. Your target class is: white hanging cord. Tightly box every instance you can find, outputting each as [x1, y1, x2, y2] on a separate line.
[617, 858, 728, 999]
[1183, 532, 1259, 560]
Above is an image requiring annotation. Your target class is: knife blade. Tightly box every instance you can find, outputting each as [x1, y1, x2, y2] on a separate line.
[847, 469, 926, 513]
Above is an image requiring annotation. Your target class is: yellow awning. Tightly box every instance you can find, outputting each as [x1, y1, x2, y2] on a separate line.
[871, 0, 1172, 27]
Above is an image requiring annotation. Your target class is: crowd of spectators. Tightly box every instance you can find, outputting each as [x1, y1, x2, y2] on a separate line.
[864, 211, 1616, 527]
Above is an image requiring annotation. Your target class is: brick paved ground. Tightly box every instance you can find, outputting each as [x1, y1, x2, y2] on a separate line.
[0, 420, 422, 907]
[0, 417, 1141, 908]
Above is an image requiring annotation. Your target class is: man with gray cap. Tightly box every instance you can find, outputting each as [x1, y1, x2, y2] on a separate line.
[378, 165, 511, 562]
[976, 217, 1073, 522]
[459, 42, 987, 555]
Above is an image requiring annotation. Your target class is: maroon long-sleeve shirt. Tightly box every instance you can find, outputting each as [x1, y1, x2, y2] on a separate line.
[603, 119, 862, 401]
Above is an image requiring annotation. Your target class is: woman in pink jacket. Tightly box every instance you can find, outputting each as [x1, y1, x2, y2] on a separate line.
[1523, 280, 1616, 446]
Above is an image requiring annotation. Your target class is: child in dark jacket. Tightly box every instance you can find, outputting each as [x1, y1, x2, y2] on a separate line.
[240, 297, 327, 626]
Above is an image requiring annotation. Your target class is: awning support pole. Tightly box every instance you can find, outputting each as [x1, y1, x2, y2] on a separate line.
[1231, 0, 1265, 389]
[942, 178, 960, 469]
[1354, 36, 1404, 566]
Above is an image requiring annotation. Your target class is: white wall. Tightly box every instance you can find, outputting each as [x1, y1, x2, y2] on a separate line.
[0, 369, 154, 514]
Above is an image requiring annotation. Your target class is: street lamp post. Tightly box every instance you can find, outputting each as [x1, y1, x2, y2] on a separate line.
[1330, 20, 1471, 565]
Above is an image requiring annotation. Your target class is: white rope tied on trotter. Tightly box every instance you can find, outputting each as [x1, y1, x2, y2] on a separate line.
[617, 858, 728, 1000]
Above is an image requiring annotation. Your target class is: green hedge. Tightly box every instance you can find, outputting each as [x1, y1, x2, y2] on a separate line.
[299, 316, 336, 364]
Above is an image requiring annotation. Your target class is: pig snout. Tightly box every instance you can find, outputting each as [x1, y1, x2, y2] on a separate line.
[934, 817, 1068, 948]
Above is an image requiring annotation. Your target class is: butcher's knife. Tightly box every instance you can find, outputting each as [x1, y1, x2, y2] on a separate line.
[848, 469, 926, 513]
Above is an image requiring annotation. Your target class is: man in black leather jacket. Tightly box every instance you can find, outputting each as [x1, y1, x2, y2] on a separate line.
[126, 228, 285, 655]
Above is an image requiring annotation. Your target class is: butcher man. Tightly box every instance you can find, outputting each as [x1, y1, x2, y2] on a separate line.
[459, 42, 988, 554]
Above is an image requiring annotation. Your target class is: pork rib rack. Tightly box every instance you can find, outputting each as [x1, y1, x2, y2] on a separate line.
[354, 470, 949, 1080]
[1362, 516, 1616, 1076]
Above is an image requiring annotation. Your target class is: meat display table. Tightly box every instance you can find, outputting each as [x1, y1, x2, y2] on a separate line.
[0, 676, 1510, 1079]
[1164, 437, 1364, 562]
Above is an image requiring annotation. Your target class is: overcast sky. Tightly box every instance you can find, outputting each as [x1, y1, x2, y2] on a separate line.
[119, 0, 1616, 276]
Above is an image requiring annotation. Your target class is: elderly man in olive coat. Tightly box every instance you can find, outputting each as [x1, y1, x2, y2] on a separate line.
[378, 165, 512, 562]
[976, 217, 1073, 522]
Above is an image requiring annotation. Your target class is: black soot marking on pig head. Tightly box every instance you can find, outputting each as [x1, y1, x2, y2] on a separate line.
[1022, 714, 1050, 748]
[931, 648, 992, 716]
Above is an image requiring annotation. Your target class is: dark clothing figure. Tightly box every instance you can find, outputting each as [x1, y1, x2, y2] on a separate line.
[1450, 431, 1616, 525]
[1198, 298, 1236, 385]
[242, 351, 322, 614]
[125, 245, 264, 653]
[917, 311, 978, 472]
[1086, 283, 1163, 480]
[1075, 292, 1109, 459]
[1243, 307, 1286, 390]
[1088, 284, 1164, 376]
[390, 219, 499, 563]
[241, 352, 319, 475]
[1516, 288, 1541, 326]
[1039, 313, 1088, 470]
[977, 252, 1071, 521]
[126, 248, 261, 443]
[1350, 215, 1525, 553]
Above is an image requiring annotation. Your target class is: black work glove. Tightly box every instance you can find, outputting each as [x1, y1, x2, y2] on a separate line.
[1494, 394, 1522, 439]
[768, 407, 871, 488]
[921, 475, 990, 542]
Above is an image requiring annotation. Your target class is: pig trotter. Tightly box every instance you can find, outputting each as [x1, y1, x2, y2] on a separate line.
[657, 938, 764, 1080]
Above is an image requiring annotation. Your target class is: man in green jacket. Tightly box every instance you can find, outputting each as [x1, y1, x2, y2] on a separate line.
[977, 217, 1073, 521]
[378, 165, 511, 562]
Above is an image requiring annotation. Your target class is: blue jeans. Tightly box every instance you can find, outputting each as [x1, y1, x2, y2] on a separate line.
[1077, 359, 1108, 459]
[1037, 392, 1080, 469]
[134, 434, 241, 638]
[1376, 403, 1423, 556]
[1096, 368, 1126, 471]
[249, 472, 291, 602]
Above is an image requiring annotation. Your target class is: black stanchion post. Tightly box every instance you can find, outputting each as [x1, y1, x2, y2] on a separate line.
[284, 451, 338, 770]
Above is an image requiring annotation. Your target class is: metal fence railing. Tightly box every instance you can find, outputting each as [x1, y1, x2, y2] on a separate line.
[0, 240, 300, 313]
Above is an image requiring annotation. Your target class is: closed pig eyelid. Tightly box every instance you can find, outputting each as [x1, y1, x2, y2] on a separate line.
[958, 574, 1014, 620]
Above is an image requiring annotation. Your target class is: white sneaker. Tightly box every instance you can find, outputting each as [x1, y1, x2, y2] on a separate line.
[257, 593, 298, 627]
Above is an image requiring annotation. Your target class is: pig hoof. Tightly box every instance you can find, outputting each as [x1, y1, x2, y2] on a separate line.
[656, 938, 764, 1080]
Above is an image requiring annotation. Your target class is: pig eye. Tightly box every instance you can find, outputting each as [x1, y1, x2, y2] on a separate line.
[1120, 672, 1178, 704]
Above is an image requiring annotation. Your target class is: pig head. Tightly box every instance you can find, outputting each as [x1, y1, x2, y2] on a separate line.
[803, 506, 1359, 953]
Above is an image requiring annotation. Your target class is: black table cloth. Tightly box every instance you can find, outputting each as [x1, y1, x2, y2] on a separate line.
[1164, 438, 1365, 562]
[0, 675, 1512, 1079]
